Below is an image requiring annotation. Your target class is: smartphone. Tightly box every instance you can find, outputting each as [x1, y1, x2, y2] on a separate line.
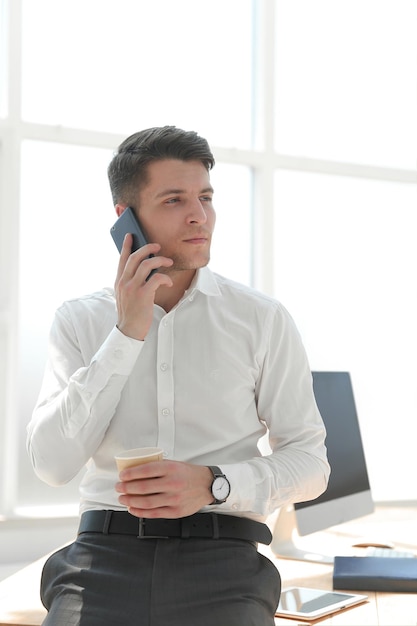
[110, 206, 157, 279]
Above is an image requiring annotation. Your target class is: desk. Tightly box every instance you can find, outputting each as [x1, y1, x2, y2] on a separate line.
[272, 558, 417, 625]
[0, 555, 47, 626]
[0, 503, 416, 626]
[268, 502, 417, 625]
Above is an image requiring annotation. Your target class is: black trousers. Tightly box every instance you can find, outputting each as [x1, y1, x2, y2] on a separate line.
[40, 532, 281, 626]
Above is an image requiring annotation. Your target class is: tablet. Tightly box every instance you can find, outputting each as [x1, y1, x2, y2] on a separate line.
[275, 586, 368, 620]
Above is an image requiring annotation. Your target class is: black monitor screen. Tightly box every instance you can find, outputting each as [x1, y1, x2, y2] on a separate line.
[295, 371, 371, 511]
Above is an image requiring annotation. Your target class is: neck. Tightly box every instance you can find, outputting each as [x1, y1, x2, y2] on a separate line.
[154, 268, 197, 312]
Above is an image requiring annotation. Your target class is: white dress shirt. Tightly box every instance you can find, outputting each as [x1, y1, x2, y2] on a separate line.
[27, 267, 330, 523]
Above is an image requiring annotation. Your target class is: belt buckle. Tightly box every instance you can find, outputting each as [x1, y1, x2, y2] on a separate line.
[137, 518, 168, 539]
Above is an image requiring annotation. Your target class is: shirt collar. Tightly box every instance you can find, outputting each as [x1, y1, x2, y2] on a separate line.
[106, 266, 221, 301]
[186, 266, 221, 297]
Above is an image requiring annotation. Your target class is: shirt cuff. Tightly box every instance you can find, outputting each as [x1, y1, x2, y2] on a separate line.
[217, 463, 257, 513]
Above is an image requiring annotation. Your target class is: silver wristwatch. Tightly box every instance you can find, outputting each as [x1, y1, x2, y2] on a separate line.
[208, 466, 230, 505]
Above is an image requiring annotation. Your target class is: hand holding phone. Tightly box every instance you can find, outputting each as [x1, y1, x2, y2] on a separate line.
[110, 207, 157, 279]
[111, 207, 174, 340]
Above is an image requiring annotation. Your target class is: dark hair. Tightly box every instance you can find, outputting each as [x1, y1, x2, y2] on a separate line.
[107, 126, 215, 206]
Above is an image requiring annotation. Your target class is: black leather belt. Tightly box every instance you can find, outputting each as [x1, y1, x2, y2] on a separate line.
[78, 510, 272, 545]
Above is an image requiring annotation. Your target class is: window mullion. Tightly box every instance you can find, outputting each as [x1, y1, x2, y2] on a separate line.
[0, 0, 23, 515]
[252, 0, 276, 295]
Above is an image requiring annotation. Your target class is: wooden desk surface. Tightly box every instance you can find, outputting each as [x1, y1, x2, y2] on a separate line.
[0, 555, 47, 626]
[1, 503, 416, 625]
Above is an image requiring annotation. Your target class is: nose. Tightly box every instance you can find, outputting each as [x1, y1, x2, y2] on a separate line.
[186, 198, 208, 224]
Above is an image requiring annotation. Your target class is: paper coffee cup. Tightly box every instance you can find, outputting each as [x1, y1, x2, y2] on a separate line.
[115, 447, 164, 471]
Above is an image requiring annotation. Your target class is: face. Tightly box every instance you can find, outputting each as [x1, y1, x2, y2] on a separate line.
[132, 159, 216, 273]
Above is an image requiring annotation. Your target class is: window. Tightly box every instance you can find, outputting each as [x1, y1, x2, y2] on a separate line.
[1, 0, 416, 518]
[21, 0, 254, 149]
[272, 0, 417, 501]
[274, 170, 417, 498]
[274, 0, 417, 169]
[2, 0, 255, 515]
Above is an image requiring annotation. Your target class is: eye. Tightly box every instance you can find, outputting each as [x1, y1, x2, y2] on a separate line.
[200, 195, 213, 202]
[165, 197, 180, 204]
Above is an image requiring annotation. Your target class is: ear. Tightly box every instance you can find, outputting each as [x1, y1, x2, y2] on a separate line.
[115, 203, 128, 217]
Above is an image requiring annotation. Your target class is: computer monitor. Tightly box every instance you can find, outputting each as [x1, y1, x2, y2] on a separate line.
[270, 371, 374, 563]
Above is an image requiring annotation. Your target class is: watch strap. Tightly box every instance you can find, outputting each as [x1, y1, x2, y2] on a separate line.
[208, 466, 224, 480]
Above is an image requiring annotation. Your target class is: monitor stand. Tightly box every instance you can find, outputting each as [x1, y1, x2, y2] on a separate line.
[270, 504, 334, 564]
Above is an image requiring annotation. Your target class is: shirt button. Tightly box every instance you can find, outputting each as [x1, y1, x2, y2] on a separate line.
[160, 362, 168, 371]
[232, 504, 239, 510]
[188, 295, 194, 302]
[162, 408, 170, 416]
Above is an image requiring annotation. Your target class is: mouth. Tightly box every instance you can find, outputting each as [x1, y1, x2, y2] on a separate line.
[183, 232, 210, 244]
[184, 237, 208, 244]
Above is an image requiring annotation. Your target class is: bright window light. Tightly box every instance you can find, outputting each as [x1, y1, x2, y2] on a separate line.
[274, 169, 417, 500]
[21, 0, 254, 149]
[274, 0, 417, 169]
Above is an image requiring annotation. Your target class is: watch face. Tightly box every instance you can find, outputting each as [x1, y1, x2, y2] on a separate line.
[212, 476, 230, 501]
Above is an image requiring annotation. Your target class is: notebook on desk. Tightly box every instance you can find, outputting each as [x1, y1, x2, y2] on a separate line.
[333, 556, 417, 592]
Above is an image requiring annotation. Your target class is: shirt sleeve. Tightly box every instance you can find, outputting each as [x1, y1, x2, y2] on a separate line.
[26, 305, 143, 486]
[217, 304, 330, 518]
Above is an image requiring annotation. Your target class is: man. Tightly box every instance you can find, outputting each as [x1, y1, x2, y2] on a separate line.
[27, 126, 330, 626]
